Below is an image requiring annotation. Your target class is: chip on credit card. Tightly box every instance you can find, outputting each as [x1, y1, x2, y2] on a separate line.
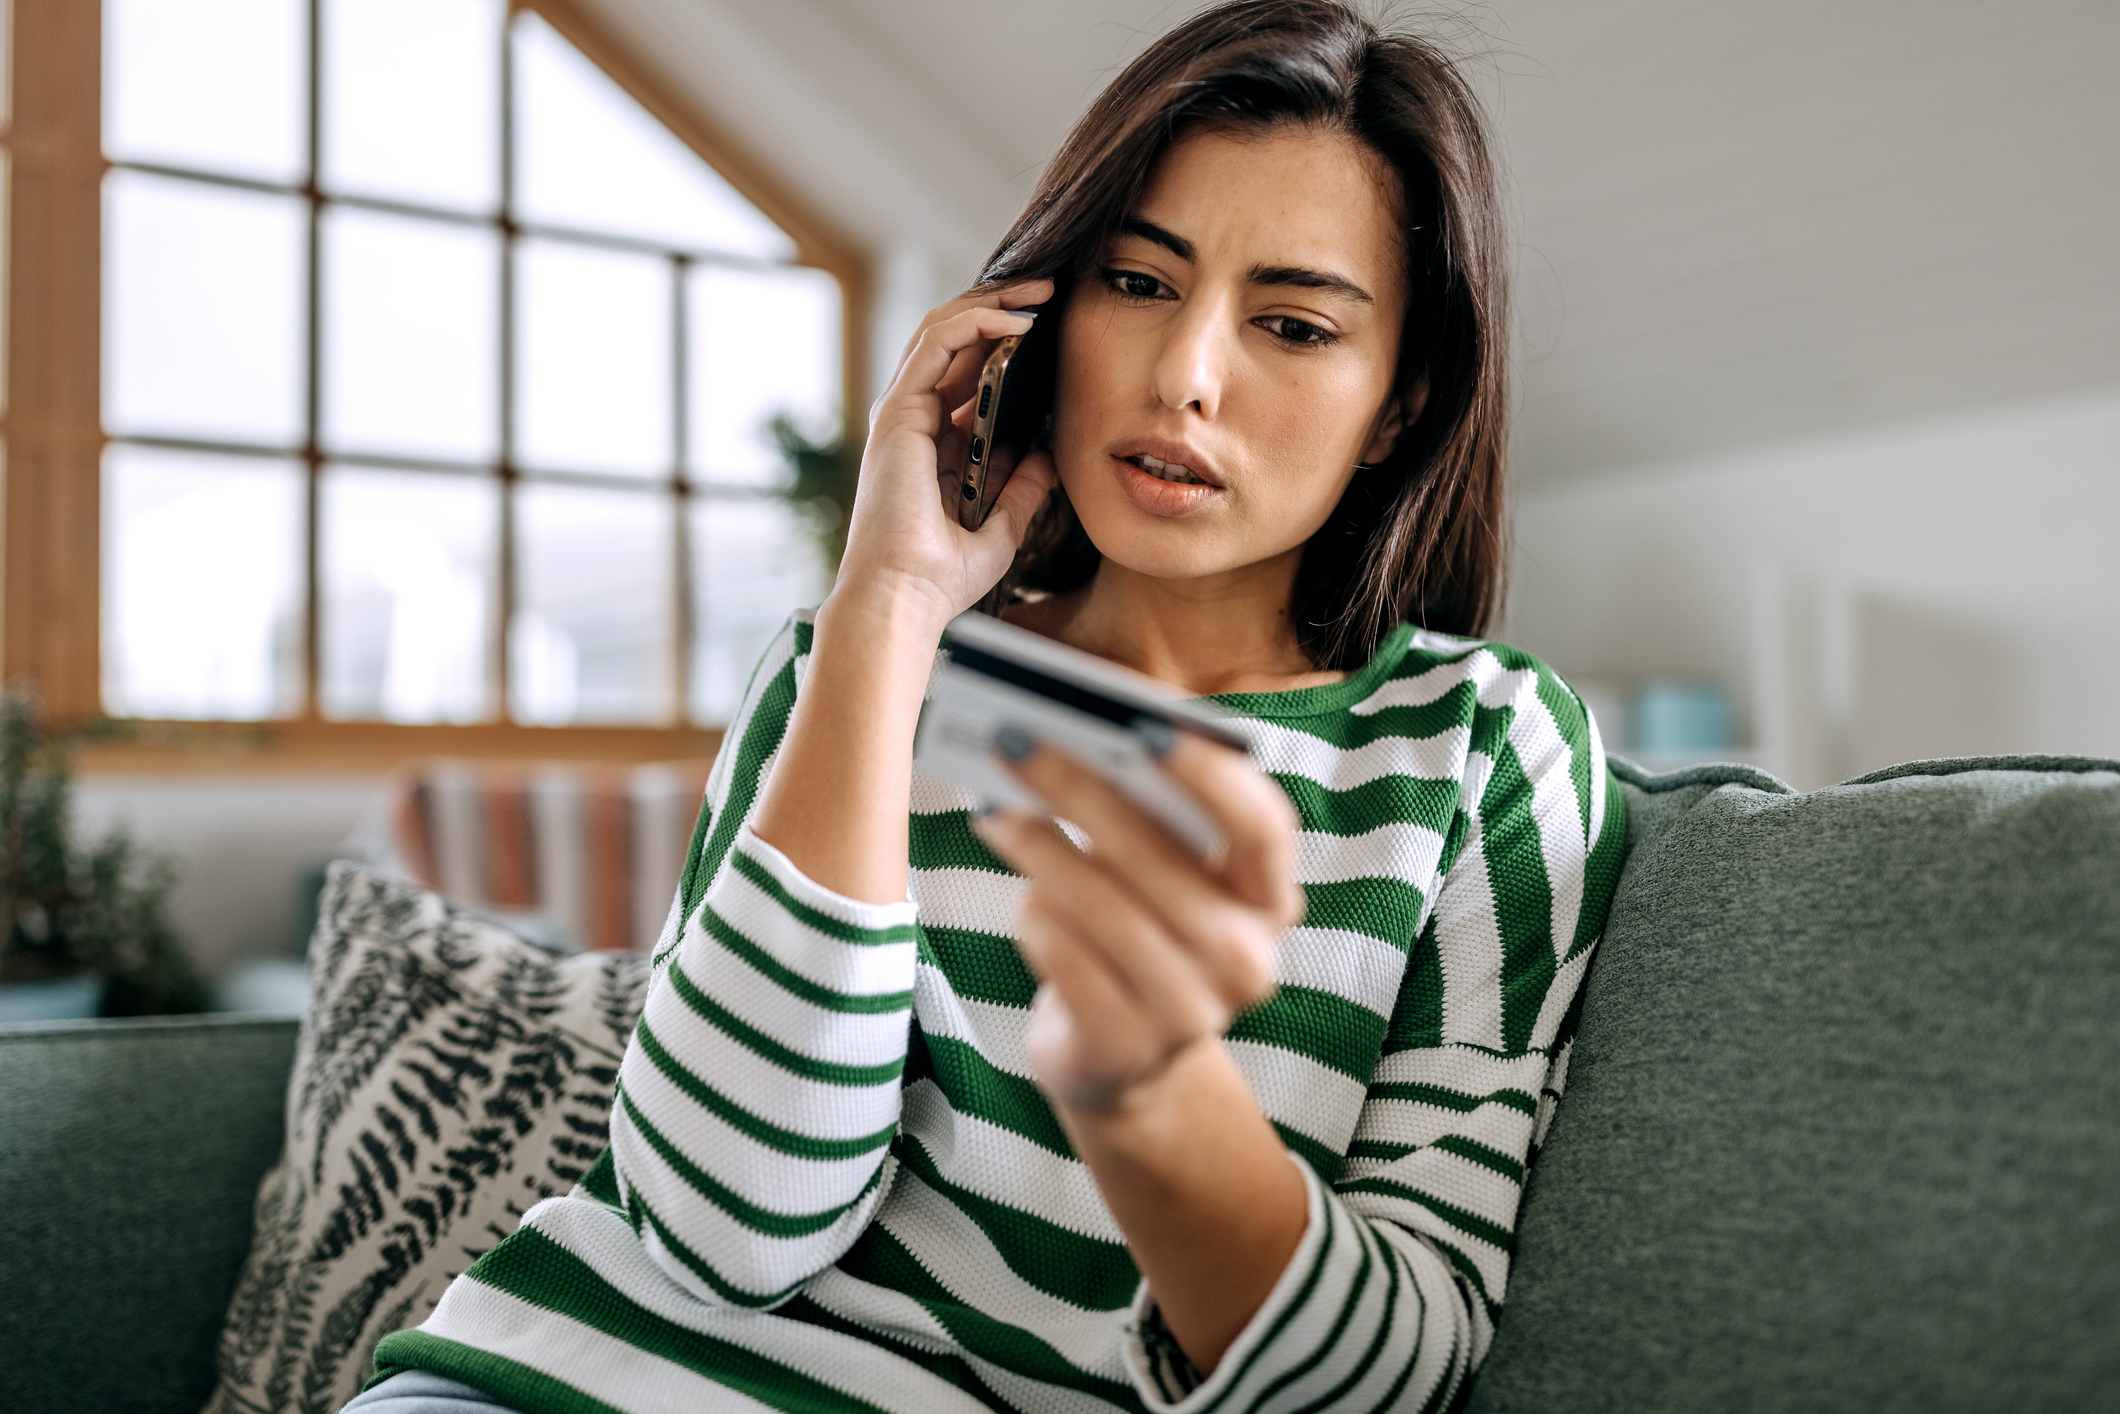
[913, 611, 1249, 858]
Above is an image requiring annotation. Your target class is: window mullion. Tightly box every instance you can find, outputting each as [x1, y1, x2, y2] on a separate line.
[670, 252, 692, 727]
[298, 0, 325, 721]
[494, 7, 519, 727]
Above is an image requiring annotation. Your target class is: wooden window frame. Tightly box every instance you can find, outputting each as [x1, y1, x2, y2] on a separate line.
[2, 0, 866, 772]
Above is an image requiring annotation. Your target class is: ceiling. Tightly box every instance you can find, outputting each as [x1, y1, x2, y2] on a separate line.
[591, 0, 2120, 487]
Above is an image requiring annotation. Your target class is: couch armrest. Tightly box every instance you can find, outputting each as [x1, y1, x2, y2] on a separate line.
[0, 1014, 298, 1414]
[1471, 757, 2120, 1411]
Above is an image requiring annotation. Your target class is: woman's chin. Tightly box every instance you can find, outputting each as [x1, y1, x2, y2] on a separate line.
[1074, 516, 1250, 585]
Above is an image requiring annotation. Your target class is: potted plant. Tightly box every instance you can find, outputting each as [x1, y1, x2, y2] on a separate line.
[768, 410, 859, 576]
[0, 682, 206, 1021]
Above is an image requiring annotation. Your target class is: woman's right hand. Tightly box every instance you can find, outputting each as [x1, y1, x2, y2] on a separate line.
[832, 279, 1059, 631]
[754, 280, 1058, 903]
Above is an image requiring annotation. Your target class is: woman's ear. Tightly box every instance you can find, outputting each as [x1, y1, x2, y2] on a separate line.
[1361, 374, 1426, 465]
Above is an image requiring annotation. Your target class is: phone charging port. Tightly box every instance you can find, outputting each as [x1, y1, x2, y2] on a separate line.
[969, 435, 985, 465]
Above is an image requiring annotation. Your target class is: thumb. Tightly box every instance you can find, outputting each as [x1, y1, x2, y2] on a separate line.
[1022, 981, 1080, 1088]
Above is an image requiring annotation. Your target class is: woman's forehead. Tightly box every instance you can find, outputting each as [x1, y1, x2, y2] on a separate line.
[1126, 126, 1407, 297]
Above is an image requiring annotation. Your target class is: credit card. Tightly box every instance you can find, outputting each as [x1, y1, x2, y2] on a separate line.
[914, 612, 1247, 857]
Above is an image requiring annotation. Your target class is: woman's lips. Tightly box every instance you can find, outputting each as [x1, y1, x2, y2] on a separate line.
[1111, 454, 1221, 517]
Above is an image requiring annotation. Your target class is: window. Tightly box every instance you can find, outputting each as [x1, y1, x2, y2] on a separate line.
[0, 0, 860, 758]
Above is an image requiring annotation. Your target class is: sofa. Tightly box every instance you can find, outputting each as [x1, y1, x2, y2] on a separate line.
[4, 755, 2116, 1414]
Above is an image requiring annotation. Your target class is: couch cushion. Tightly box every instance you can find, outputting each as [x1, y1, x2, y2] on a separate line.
[201, 863, 650, 1414]
[0, 1013, 300, 1414]
[1468, 755, 2120, 1413]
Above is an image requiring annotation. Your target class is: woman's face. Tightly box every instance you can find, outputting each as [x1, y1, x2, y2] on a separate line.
[1052, 124, 1410, 584]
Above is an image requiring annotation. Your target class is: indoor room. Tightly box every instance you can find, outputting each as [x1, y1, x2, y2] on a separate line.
[3, 3, 2114, 1413]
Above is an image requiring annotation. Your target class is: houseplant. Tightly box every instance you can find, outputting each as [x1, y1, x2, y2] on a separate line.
[768, 410, 858, 576]
[0, 682, 206, 1018]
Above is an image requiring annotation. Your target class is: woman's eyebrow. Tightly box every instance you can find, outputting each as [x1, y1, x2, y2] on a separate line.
[1119, 216, 1194, 262]
[1248, 263, 1373, 305]
[1117, 217, 1372, 305]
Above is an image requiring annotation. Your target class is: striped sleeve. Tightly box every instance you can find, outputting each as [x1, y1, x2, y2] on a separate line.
[607, 613, 924, 1309]
[1120, 649, 1626, 1412]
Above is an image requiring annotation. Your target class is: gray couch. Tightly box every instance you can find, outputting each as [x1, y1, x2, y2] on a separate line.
[5, 756, 2116, 1414]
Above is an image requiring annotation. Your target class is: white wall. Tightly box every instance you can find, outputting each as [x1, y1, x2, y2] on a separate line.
[72, 774, 390, 982]
[1502, 387, 2120, 789]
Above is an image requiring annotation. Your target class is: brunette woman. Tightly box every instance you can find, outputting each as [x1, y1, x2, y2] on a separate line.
[354, 3, 1624, 1410]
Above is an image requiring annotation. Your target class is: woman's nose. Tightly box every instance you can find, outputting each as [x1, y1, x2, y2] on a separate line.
[1148, 298, 1229, 419]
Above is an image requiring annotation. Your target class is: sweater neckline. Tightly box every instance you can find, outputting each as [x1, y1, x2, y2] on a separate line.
[1204, 621, 1420, 720]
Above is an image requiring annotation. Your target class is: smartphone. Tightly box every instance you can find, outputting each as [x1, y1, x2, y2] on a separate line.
[913, 611, 1248, 857]
[957, 307, 1058, 530]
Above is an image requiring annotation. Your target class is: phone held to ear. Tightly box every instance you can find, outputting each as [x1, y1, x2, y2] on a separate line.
[957, 306, 1059, 531]
[913, 612, 1248, 858]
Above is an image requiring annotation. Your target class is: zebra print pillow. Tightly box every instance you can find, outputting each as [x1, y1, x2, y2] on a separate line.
[203, 862, 650, 1414]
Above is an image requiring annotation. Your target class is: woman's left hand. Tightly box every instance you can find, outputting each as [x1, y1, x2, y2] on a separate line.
[972, 732, 1306, 1114]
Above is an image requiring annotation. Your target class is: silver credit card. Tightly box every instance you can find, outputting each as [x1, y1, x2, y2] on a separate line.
[914, 612, 1248, 858]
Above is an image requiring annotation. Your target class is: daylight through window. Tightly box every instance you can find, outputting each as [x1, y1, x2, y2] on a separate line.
[101, 0, 844, 728]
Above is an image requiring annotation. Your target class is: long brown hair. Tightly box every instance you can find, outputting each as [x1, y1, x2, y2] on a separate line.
[979, 0, 1509, 669]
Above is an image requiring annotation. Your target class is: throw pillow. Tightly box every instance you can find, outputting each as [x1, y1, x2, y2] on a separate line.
[202, 862, 650, 1414]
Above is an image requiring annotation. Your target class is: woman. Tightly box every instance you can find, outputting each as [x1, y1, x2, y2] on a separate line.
[356, 2, 1623, 1409]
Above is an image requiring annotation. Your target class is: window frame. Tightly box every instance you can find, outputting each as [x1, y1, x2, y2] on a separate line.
[2, 0, 867, 770]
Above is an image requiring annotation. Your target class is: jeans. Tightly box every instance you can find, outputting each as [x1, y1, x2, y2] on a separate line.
[339, 1371, 527, 1413]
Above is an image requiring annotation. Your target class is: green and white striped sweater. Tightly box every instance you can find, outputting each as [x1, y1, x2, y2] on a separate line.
[375, 611, 1625, 1413]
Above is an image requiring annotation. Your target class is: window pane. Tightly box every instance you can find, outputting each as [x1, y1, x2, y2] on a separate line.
[105, 0, 304, 182]
[512, 483, 673, 724]
[320, 467, 495, 722]
[689, 265, 841, 487]
[516, 239, 670, 478]
[690, 497, 828, 723]
[103, 446, 303, 720]
[106, 170, 305, 444]
[512, 14, 794, 259]
[323, 209, 498, 460]
[323, 0, 500, 211]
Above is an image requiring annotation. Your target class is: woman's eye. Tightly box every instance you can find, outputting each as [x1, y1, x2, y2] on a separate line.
[1105, 269, 1166, 300]
[1260, 315, 1335, 346]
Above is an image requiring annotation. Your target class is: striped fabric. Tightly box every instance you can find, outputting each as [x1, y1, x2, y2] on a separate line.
[376, 611, 1626, 1413]
[392, 760, 715, 953]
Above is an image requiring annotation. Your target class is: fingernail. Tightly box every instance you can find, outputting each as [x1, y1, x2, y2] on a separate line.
[994, 724, 1036, 761]
[1010, 309, 1039, 320]
[973, 800, 998, 818]
[1133, 716, 1176, 758]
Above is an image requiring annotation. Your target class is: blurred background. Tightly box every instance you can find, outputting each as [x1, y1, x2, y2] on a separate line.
[3, 0, 2114, 1009]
